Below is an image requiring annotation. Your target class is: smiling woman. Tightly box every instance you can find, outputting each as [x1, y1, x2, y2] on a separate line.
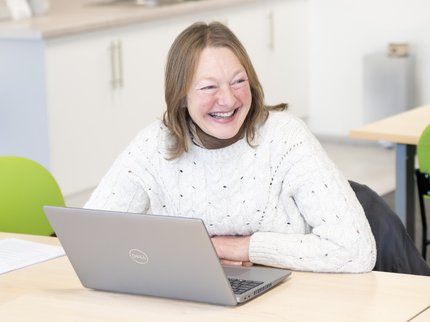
[85, 21, 378, 273]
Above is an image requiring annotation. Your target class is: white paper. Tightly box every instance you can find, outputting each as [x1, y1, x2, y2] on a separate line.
[0, 238, 65, 274]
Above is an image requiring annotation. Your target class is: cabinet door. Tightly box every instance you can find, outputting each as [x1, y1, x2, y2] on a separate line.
[46, 30, 128, 196]
[266, 0, 309, 118]
[45, 23, 179, 196]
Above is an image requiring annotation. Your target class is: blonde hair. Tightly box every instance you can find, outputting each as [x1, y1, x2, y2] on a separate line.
[163, 21, 286, 159]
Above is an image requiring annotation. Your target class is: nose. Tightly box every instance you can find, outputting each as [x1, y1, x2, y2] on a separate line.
[217, 85, 237, 107]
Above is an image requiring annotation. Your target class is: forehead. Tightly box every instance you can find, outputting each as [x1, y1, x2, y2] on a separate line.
[192, 46, 245, 79]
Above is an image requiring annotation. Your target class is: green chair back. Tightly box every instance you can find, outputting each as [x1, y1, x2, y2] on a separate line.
[0, 156, 65, 235]
[418, 124, 430, 173]
[417, 124, 430, 200]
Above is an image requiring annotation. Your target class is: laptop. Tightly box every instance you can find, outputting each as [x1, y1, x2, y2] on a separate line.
[43, 206, 291, 306]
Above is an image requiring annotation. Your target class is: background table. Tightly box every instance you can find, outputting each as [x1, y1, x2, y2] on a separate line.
[1, 233, 430, 322]
[350, 105, 430, 239]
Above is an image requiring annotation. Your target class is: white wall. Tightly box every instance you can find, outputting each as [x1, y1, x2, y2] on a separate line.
[308, 0, 430, 136]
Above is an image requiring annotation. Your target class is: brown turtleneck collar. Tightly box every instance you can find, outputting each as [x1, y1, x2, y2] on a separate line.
[190, 121, 245, 150]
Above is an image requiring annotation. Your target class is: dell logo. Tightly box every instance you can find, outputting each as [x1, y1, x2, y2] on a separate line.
[129, 249, 149, 264]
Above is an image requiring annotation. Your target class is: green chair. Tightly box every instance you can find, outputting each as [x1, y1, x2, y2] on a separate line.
[416, 124, 430, 259]
[0, 156, 65, 236]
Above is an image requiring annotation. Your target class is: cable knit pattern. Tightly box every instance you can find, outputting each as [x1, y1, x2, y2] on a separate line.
[85, 110, 376, 273]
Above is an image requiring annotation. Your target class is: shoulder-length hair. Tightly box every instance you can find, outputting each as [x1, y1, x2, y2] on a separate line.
[163, 21, 286, 159]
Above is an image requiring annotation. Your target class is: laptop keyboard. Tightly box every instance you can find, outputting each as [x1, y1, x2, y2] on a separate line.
[228, 278, 264, 295]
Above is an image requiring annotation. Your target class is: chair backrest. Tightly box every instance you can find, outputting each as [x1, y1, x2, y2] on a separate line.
[0, 156, 65, 236]
[349, 180, 430, 276]
[417, 124, 430, 174]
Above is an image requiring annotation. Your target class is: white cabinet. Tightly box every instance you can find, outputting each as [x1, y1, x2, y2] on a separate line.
[0, 0, 308, 199]
[46, 31, 125, 197]
[267, 0, 309, 119]
[45, 23, 179, 196]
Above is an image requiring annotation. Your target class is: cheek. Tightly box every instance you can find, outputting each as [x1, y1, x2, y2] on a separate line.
[188, 94, 217, 115]
[236, 87, 252, 105]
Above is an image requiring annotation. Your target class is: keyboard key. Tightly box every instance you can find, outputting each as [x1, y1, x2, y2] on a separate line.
[228, 278, 263, 295]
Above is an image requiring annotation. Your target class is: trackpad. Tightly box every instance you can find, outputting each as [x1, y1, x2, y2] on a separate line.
[223, 265, 251, 278]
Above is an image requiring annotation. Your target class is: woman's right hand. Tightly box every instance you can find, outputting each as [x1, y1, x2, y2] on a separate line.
[211, 235, 253, 266]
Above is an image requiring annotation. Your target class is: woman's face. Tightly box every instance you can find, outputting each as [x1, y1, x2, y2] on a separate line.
[186, 46, 252, 140]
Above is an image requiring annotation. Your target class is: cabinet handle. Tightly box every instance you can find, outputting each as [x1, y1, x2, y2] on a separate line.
[110, 40, 123, 89]
[110, 40, 118, 89]
[267, 11, 275, 50]
[117, 40, 124, 88]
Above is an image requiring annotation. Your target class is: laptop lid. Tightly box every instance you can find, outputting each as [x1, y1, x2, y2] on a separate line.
[43, 206, 291, 306]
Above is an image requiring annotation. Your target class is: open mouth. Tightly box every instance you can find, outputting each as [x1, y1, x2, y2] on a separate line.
[208, 108, 238, 119]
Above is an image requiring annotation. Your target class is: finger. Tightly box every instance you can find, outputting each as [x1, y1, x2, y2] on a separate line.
[221, 259, 243, 266]
[242, 261, 254, 267]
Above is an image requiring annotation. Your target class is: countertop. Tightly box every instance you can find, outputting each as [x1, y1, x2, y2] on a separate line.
[0, 0, 261, 40]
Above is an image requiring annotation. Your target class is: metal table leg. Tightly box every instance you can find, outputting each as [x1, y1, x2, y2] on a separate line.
[395, 144, 416, 240]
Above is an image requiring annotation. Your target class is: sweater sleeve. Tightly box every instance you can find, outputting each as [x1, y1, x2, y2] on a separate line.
[249, 119, 376, 273]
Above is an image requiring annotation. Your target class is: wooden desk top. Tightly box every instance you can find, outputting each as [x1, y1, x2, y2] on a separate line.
[410, 306, 430, 322]
[1, 233, 430, 322]
[350, 105, 430, 145]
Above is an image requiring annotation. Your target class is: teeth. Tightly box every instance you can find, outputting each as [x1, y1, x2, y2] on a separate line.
[209, 110, 234, 118]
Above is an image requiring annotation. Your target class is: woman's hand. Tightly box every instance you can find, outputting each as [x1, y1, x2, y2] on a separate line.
[211, 235, 253, 267]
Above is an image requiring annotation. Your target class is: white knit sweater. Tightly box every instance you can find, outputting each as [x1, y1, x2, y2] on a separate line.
[85, 110, 376, 273]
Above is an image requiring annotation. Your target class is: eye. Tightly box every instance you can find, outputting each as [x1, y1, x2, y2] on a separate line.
[198, 84, 218, 94]
[231, 78, 248, 89]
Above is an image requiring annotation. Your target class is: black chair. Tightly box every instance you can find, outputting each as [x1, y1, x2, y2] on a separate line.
[415, 170, 430, 259]
[349, 180, 430, 276]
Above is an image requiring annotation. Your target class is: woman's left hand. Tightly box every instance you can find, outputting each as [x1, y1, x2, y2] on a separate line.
[211, 235, 252, 266]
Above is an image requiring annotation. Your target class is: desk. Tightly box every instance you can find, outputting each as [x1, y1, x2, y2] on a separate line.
[1, 233, 430, 322]
[350, 105, 430, 239]
[410, 306, 430, 322]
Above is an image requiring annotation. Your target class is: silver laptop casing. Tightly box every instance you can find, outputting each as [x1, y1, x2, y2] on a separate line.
[44, 206, 291, 306]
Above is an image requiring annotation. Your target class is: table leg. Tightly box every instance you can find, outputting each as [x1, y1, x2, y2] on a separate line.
[395, 144, 416, 240]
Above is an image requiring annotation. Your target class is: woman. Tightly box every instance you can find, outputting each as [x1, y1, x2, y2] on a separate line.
[85, 21, 376, 273]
